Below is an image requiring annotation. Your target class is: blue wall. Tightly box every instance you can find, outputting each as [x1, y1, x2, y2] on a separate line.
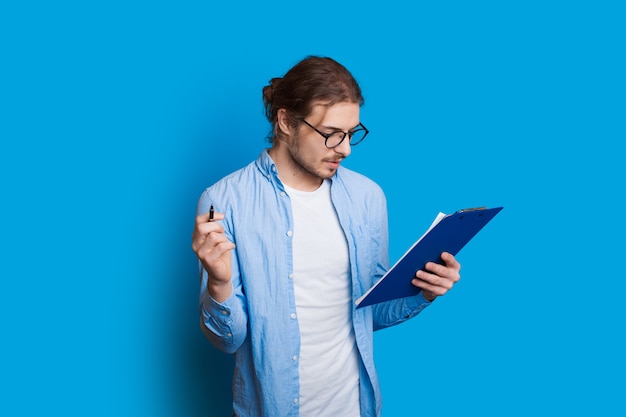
[2, 1, 624, 416]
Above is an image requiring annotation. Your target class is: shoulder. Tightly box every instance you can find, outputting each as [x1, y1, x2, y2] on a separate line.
[197, 159, 260, 214]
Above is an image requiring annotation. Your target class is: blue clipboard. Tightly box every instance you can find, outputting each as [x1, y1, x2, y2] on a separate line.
[356, 206, 503, 308]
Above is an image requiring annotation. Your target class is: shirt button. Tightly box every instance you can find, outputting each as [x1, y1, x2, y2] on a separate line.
[290, 313, 296, 319]
[292, 355, 298, 361]
[288, 273, 294, 279]
[293, 398, 299, 404]
[280, 191, 286, 197]
[286, 230, 293, 237]
[220, 310, 229, 315]
[272, 166, 277, 172]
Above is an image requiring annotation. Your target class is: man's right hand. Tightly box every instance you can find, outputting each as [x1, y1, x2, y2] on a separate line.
[192, 210, 236, 302]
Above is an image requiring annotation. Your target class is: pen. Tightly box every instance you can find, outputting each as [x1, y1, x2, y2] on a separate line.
[209, 205, 214, 222]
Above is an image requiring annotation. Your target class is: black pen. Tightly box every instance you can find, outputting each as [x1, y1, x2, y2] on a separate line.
[209, 205, 214, 222]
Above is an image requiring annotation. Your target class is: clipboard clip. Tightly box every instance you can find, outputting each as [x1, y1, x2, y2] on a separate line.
[456, 206, 487, 213]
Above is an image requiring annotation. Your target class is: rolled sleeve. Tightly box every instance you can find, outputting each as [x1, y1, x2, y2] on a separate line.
[200, 279, 248, 354]
[372, 293, 432, 331]
[400, 292, 432, 319]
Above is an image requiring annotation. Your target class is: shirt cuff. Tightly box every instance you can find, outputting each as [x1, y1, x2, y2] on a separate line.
[202, 290, 237, 323]
[402, 292, 432, 318]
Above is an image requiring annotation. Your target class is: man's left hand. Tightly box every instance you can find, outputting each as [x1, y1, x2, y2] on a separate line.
[411, 252, 461, 302]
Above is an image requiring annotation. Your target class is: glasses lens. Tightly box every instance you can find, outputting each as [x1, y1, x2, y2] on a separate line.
[349, 129, 367, 145]
[326, 132, 346, 148]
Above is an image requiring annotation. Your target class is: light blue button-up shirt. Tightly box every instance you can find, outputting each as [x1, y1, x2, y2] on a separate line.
[198, 150, 431, 417]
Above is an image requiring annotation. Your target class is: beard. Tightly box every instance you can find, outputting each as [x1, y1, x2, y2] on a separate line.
[287, 132, 346, 181]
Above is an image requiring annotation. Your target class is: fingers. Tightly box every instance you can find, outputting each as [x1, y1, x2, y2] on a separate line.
[192, 208, 235, 289]
[193, 226, 235, 284]
[196, 237, 236, 265]
[196, 210, 225, 225]
[413, 269, 456, 293]
[192, 211, 225, 244]
[193, 219, 223, 240]
[411, 253, 462, 297]
[441, 252, 461, 272]
[192, 223, 220, 252]
[191, 212, 234, 260]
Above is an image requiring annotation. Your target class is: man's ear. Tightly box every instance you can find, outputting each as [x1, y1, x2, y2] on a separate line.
[277, 108, 291, 136]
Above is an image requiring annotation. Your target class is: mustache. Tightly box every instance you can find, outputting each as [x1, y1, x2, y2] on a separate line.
[324, 152, 347, 161]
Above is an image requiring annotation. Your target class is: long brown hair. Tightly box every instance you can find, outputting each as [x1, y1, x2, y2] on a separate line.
[262, 56, 364, 143]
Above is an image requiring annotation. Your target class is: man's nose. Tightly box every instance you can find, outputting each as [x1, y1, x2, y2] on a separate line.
[334, 136, 352, 157]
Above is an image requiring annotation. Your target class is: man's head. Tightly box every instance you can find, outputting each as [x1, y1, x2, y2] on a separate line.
[262, 56, 364, 144]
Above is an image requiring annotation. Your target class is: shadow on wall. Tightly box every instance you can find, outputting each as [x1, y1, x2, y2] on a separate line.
[171, 229, 235, 416]
[176, 269, 235, 417]
[163, 101, 263, 416]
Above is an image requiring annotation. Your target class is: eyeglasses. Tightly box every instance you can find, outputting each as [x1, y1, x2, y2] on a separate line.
[299, 119, 369, 149]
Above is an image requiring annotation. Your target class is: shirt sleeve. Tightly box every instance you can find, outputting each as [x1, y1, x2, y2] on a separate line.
[371, 292, 432, 331]
[199, 265, 248, 354]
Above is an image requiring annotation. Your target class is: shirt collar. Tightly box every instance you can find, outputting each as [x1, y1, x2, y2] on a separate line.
[254, 149, 278, 182]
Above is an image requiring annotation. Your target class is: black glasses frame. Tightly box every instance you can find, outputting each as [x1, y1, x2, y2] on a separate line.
[299, 119, 369, 149]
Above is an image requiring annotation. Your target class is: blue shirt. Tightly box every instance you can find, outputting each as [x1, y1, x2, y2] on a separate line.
[198, 150, 431, 417]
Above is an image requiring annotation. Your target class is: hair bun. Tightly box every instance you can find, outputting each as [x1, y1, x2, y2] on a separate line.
[263, 77, 282, 104]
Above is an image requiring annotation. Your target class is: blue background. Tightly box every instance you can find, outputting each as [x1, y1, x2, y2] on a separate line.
[1, 1, 624, 416]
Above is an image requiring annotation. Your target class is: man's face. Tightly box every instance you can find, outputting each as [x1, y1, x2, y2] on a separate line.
[285, 101, 360, 183]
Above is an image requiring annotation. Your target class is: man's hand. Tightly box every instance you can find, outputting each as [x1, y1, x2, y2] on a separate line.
[411, 252, 461, 302]
[192, 210, 236, 302]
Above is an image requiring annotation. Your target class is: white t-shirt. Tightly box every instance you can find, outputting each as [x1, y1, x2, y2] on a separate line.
[284, 180, 361, 417]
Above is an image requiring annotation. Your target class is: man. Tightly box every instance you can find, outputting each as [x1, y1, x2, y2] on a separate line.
[192, 56, 461, 416]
